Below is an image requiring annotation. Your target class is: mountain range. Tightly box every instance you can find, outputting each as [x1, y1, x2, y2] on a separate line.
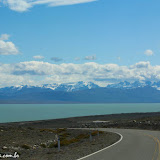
[1, 81, 160, 103]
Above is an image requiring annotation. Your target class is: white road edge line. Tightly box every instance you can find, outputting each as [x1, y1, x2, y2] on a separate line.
[76, 131, 123, 160]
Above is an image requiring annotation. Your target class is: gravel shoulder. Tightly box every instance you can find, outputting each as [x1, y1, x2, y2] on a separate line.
[1, 111, 159, 159]
[0, 127, 120, 160]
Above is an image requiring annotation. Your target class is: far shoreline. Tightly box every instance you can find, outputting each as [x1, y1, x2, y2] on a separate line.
[0, 111, 159, 124]
[1, 103, 160, 124]
[1, 111, 160, 131]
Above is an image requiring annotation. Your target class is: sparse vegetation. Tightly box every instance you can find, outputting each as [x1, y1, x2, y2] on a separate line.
[21, 144, 31, 149]
[48, 142, 57, 148]
[91, 130, 99, 136]
[1, 113, 136, 160]
[40, 143, 46, 148]
[39, 128, 56, 133]
[76, 134, 89, 140]
[56, 128, 67, 133]
[27, 127, 34, 130]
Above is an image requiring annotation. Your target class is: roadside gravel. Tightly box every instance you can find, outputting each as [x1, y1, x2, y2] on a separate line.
[0, 127, 120, 160]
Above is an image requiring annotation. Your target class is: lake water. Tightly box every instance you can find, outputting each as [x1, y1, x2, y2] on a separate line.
[0, 103, 160, 123]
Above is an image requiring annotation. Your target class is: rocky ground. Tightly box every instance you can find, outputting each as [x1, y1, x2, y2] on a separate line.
[0, 127, 120, 160]
[1, 111, 160, 159]
[2, 111, 160, 130]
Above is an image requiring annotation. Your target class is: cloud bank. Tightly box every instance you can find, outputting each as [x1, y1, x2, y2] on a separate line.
[0, 61, 160, 87]
[33, 55, 44, 60]
[0, 34, 19, 55]
[1, 0, 96, 12]
[84, 55, 96, 60]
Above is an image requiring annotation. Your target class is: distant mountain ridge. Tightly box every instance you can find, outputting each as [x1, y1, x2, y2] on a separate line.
[0, 81, 99, 93]
[43, 81, 99, 92]
[107, 81, 160, 90]
[2, 80, 160, 92]
[1, 81, 160, 103]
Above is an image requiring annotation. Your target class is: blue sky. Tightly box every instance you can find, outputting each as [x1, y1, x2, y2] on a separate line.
[0, 0, 160, 87]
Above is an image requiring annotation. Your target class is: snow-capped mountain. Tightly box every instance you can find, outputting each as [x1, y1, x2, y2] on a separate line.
[44, 81, 99, 92]
[0, 81, 100, 93]
[106, 81, 160, 90]
[2, 81, 160, 93]
[1, 81, 160, 103]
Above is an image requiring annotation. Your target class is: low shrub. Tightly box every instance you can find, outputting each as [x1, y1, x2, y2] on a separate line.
[60, 139, 71, 146]
[68, 138, 79, 143]
[99, 131, 104, 134]
[40, 143, 46, 148]
[48, 142, 58, 148]
[91, 131, 99, 136]
[76, 134, 89, 140]
[27, 127, 34, 130]
[60, 138, 79, 146]
[60, 132, 70, 140]
[39, 129, 56, 133]
[91, 130, 104, 136]
[21, 144, 31, 149]
[56, 128, 67, 133]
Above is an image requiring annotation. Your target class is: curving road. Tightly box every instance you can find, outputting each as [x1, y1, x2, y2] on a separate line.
[78, 128, 160, 160]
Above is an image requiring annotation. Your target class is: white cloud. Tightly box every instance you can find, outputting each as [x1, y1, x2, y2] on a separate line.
[84, 55, 96, 60]
[0, 34, 19, 55]
[2, 0, 31, 12]
[144, 49, 154, 56]
[1, 0, 97, 12]
[75, 57, 80, 61]
[0, 34, 10, 41]
[1, 61, 160, 87]
[131, 61, 150, 69]
[33, 55, 44, 60]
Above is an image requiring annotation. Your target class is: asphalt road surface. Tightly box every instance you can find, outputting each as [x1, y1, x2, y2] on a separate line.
[78, 128, 160, 160]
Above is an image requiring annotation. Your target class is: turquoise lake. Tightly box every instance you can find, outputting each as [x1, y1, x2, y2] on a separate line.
[0, 103, 160, 123]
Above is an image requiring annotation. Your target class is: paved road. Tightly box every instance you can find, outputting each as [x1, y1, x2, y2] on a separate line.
[78, 128, 160, 160]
